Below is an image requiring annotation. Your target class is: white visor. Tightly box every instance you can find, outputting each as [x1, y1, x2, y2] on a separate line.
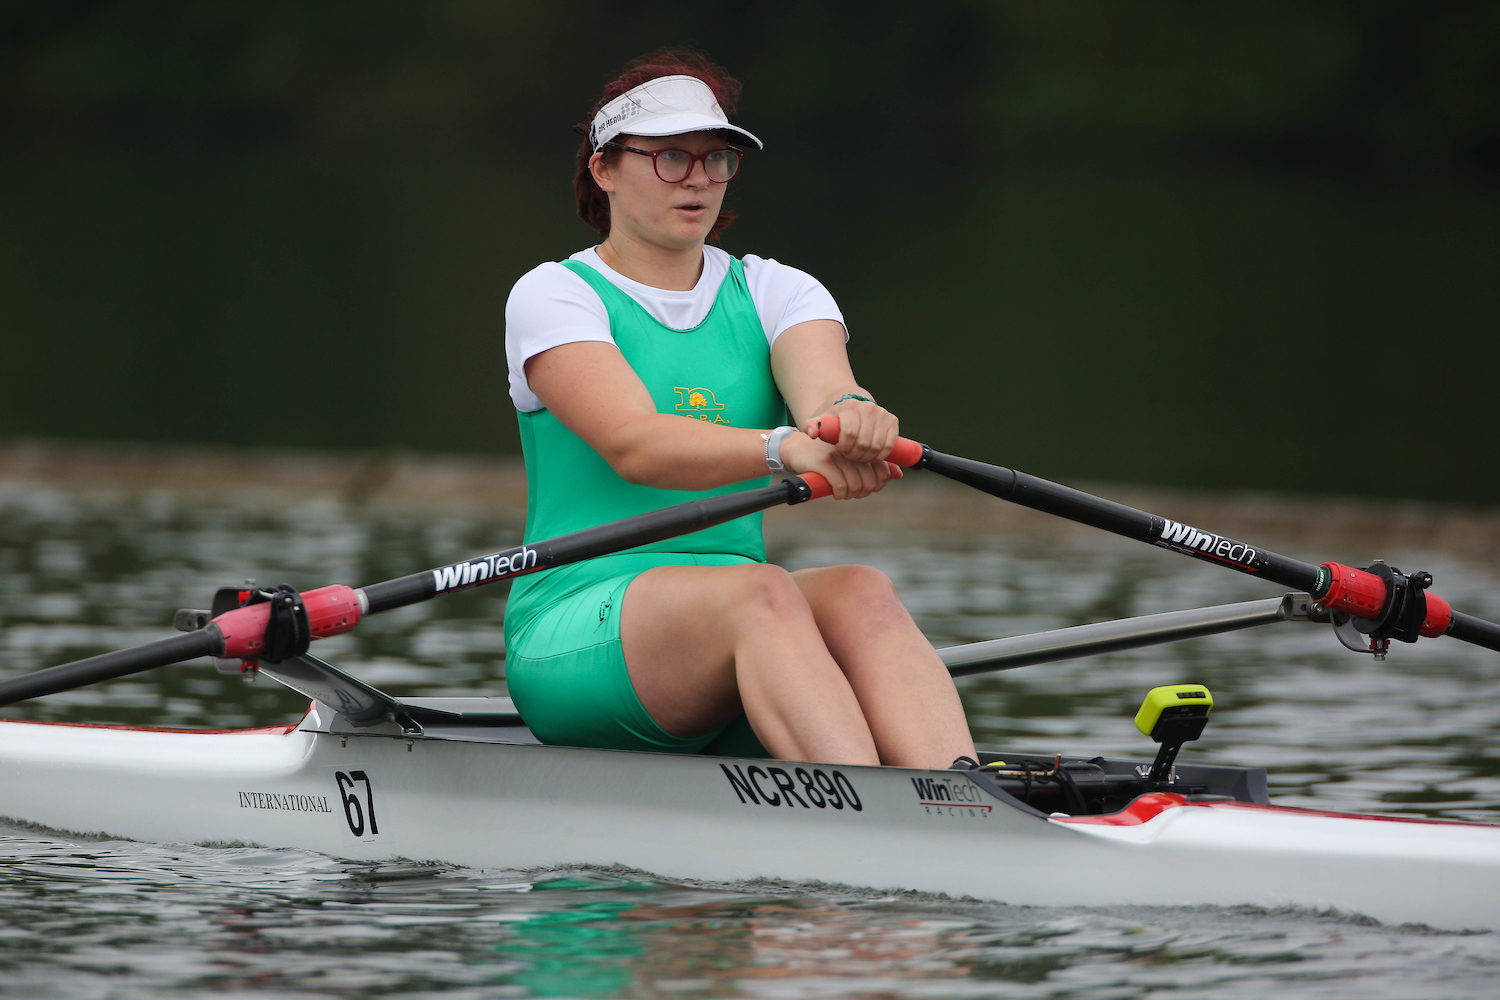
[589, 75, 762, 152]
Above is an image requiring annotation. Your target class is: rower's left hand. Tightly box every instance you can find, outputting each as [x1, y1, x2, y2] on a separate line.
[805, 397, 900, 465]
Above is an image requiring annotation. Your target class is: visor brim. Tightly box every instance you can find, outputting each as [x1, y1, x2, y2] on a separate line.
[603, 113, 762, 151]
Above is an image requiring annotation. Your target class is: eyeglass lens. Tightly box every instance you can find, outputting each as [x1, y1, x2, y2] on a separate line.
[653, 149, 741, 183]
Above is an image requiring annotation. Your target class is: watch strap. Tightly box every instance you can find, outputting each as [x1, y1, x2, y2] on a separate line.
[762, 425, 796, 473]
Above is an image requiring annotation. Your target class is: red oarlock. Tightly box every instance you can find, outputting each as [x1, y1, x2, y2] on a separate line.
[214, 584, 361, 661]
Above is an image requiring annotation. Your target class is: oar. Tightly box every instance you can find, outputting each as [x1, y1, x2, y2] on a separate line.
[0, 473, 834, 707]
[811, 417, 1500, 654]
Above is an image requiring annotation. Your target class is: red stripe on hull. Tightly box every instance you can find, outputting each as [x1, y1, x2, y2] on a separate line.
[0, 704, 311, 736]
[1055, 791, 1494, 828]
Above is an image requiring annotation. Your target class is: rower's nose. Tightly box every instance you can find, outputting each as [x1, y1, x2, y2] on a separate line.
[682, 158, 712, 187]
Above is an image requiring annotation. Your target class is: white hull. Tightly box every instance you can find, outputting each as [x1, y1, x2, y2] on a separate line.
[4, 704, 1500, 932]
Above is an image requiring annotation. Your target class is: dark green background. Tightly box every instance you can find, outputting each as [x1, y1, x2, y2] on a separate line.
[2, 1, 1496, 500]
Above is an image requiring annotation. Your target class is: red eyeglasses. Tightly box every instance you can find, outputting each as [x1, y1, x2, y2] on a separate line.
[604, 143, 744, 183]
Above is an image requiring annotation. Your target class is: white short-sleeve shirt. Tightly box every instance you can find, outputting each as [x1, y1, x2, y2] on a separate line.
[505, 245, 846, 412]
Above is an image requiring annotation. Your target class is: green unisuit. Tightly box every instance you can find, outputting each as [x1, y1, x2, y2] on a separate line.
[503, 256, 787, 754]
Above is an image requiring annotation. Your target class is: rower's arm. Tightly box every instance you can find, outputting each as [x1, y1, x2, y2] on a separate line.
[525, 341, 888, 498]
[525, 342, 772, 491]
[771, 320, 898, 465]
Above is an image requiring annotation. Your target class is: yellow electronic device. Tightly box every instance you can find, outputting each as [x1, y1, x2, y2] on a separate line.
[1135, 684, 1213, 740]
[1134, 684, 1213, 783]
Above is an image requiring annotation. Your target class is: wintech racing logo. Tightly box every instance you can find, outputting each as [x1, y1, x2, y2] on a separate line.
[432, 547, 538, 593]
[1154, 519, 1260, 571]
[912, 775, 992, 818]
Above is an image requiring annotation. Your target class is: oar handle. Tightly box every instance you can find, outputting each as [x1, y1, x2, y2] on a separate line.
[799, 472, 833, 498]
[808, 415, 926, 467]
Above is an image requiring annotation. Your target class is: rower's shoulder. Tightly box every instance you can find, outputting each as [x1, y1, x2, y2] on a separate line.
[736, 253, 831, 301]
[507, 257, 598, 307]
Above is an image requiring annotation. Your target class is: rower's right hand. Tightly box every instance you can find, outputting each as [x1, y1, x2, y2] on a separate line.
[779, 431, 899, 500]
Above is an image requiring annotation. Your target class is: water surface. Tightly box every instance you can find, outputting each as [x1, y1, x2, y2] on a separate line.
[3, 475, 1500, 996]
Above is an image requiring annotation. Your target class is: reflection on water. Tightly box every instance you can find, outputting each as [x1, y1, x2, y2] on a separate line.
[4, 842, 1500, 999]
[3, 474, 1500, 996]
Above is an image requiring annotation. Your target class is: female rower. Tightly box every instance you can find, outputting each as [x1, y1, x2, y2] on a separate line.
[502, 50, 976, 769]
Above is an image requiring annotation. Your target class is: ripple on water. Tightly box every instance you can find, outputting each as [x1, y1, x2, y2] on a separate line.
[2, 828, 1499, 999]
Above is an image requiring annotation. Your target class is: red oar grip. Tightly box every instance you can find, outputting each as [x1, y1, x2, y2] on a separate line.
[796, 472, 833, 500]
[809, 415, 925, 467]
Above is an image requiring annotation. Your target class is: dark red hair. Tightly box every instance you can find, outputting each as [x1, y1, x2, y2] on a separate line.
[574, 48, 743, 241]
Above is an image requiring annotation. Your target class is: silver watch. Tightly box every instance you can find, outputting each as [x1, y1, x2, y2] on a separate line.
[762, 425, 797, 473]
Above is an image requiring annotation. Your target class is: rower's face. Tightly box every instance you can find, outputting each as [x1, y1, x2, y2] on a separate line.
[591, 132, 730, 250]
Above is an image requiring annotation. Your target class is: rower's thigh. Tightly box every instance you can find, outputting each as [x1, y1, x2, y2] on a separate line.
[621, 562, 808, 736]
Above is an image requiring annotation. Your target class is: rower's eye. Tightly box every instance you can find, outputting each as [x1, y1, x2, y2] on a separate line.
[656, 150, 689, 164]
[704, 150, 741, 182]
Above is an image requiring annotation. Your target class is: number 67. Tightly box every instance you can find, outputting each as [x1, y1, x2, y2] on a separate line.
[336, 770, 379, 837]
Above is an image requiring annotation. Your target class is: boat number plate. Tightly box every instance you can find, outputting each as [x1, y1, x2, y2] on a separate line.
[721, 764, 862, 811]
[321, 765, 389, 843]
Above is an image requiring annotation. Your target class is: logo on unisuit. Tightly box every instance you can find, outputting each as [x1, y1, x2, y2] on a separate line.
[432, 547, 539, 592]
[1155, 519, 1259, 570]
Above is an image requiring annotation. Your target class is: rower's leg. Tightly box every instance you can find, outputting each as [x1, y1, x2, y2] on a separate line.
[792, 565, 976, 769]
[621, 563, 880, 766]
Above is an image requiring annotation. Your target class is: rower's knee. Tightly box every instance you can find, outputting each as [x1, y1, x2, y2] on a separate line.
[735, 563, 812, 627]
[820, 564, 901, 611]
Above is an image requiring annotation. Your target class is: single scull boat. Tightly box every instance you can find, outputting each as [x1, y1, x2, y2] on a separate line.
[3, 427, 1499, 930]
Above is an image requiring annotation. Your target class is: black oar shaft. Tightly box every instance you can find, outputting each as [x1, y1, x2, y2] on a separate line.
[0, 628, 223, 708]
[1449, 612, 1500, 651]
[363, 480, 805, 614]
[921, 450, 1324, 592]
[913, 448, 1500, 654]
[0, 476, 826, 708]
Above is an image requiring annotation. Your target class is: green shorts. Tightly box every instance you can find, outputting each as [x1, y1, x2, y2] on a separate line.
[504, 570, 768, 757]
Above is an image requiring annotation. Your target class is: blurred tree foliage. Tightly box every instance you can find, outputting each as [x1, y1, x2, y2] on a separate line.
[1, 1, 1496, 499]
[6, 1, 1496, 176]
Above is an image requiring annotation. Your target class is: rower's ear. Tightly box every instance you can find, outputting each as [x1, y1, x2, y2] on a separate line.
[589, 151, 616, 192]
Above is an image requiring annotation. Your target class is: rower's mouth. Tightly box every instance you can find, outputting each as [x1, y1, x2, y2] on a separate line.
[676, 201, 707, 213]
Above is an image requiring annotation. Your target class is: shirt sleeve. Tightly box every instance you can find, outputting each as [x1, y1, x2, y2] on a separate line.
[505, 262, 616, 412]
[740, 255, 847, 348]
